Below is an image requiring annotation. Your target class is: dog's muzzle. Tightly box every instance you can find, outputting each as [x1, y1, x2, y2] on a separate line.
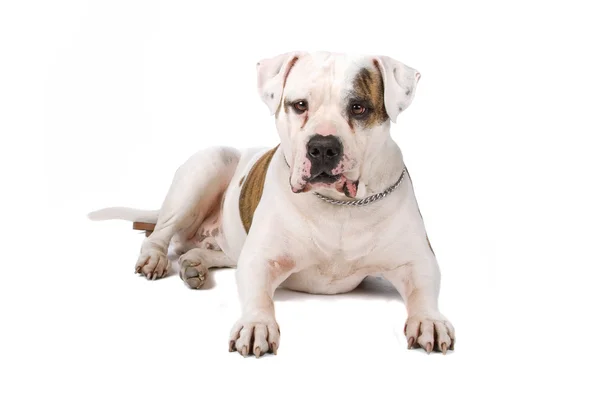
[306, 135, 343, 183]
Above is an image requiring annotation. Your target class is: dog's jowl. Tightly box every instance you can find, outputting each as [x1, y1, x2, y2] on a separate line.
[89, 51, 455, 357]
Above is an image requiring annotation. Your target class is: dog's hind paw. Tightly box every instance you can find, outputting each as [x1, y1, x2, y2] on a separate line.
[135, 250, 170, 280]
[179, 258, 208, 289]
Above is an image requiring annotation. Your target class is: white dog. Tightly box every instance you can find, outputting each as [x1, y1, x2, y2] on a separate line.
[89, 51, 455, 357]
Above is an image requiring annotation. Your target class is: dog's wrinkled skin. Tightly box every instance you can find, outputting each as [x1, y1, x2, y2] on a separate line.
[89, 52, 455, 357]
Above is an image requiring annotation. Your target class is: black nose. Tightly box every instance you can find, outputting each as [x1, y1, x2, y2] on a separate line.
[306, 135, 343, 176]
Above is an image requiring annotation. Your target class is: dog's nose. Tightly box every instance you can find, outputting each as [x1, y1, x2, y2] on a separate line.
[306, 135, 343, 173]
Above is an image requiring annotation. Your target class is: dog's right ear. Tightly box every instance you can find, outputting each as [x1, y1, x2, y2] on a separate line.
[256, 52, 304, 115]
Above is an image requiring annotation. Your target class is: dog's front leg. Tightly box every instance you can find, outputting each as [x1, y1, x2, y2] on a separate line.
[229, 249, 298, 358]
[383, 253, 455, 354]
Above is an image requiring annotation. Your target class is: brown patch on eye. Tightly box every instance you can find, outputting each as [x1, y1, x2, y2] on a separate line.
[238, 146, 279, 233]
[350, 62, 388, 128]
[268, 255, 296, 282]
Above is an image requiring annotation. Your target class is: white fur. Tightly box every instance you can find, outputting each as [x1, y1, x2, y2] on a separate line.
[88, 207, 158, 223]
[89, 52, 454, 357]
[376, 55, 421, 123]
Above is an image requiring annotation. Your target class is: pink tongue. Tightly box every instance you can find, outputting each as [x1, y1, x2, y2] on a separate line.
[343, 180, 358, 198]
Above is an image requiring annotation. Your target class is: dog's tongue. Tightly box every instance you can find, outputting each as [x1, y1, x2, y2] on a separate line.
[339, 178, 358, 198]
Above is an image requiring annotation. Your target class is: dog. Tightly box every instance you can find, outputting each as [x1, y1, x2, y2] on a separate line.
[89, 51, 455, 357]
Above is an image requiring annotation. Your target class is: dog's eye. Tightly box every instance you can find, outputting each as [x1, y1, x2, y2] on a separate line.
[293, 100, 308, 114]
[350, 104, 367, 116]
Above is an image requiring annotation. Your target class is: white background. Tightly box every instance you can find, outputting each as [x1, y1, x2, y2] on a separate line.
[2, 0, 599, 399]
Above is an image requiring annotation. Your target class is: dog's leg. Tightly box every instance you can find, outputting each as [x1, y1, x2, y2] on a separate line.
[178, 248, 235, 289]
[135, 147, 240, 280]
[382, 255, 455, 354]
[228, 251, 298, 358]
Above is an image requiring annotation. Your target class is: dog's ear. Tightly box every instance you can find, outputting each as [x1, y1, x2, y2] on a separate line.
[374, 56, 421, 123]
[256, 52, 304, 115]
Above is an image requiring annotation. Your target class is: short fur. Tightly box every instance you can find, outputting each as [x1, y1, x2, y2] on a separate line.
[350, 65, 388, 127]
[89, 51, 454, 357]
[239, 146, 278, 233]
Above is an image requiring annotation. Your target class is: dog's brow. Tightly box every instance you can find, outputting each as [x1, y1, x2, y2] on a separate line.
[344, 92, 372, 105]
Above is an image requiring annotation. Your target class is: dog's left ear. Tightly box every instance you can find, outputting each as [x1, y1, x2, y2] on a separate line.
[375, 56, 421, 123]
[256, 52, 304, 115]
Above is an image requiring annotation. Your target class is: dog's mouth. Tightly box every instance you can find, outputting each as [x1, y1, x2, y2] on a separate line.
[309, 172, 340, 185]
[295, 173, 358, 198]
[289, 155, 359, 198]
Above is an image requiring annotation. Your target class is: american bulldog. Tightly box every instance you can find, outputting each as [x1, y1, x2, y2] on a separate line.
[89, 51, 455, 357]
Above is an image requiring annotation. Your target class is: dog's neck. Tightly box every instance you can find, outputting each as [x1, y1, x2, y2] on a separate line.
[359, 135, 405, 197]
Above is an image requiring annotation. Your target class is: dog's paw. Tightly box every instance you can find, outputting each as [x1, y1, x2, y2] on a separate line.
[135, 250, 170, 280]
[404, 313, 455, 354]
[178, 257, 208, 289]
[229, 315, 280, 358]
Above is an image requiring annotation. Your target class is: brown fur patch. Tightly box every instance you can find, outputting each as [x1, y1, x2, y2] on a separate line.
[239, 176, 245, 187]
[268, 255, 296, 282]
[349, 62, 388, 127]
[238, 146, 279, 233]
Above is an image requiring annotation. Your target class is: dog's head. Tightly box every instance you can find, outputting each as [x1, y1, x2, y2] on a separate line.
[257, 51, 420, 197]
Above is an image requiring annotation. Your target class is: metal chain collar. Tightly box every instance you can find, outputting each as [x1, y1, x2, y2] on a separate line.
[313, 167, 407, 207]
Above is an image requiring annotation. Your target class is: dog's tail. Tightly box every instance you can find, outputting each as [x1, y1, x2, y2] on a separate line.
[87, 207, 159, 223]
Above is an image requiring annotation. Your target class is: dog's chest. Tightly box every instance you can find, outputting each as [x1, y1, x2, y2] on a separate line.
[307, 213, 396, 276]
[283, 245, 392, 294]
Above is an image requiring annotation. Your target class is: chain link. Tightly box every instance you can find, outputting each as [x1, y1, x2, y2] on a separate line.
[313, 168, 407, 206]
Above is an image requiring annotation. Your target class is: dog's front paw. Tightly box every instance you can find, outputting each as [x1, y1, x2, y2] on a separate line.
[229, 314, 280, 358]
[135, 249, 170, 280]
[405, 313, 455, 354]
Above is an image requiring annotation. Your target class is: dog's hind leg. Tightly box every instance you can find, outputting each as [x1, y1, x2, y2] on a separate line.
[135, 147, 240, 280]
[178, 248, 236, 289]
